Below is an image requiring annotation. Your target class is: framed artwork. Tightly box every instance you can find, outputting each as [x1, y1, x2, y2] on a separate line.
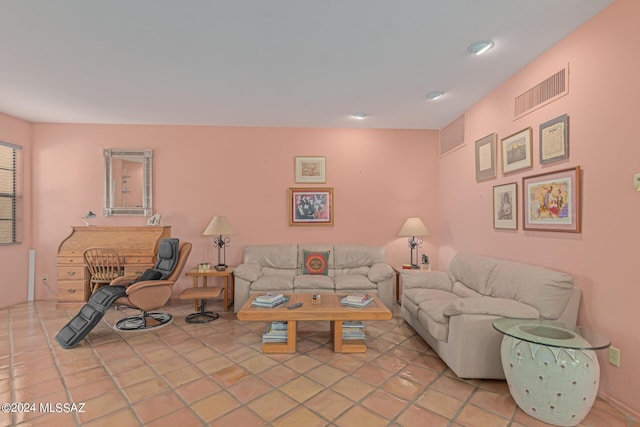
[475, 133, 497, 181]
[501, 127, 532, 174]
[540, 114, 569, 164]
[493, 182, 517, 230]
[295, 156, 326, 183]
[523, 166, 581, 233]
[289, 187, 333, 225]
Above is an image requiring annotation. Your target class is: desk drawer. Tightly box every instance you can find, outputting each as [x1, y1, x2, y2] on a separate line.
[58, 280, 88, 302]
[57, 266, 86, 281]
[123, 256, 154, 264]
[57, 256, 84, 265]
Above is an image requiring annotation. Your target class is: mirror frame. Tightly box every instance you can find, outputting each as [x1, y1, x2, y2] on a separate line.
[103, 149, 153, 216]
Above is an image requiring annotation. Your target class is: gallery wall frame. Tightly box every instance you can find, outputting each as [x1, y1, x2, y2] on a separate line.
[475, 133, 497, 181]
[294, 156, 326, 183]
[540, 114, 569, 164]
[289, 187, 334, 226]
[522, 166, 581, 233]
[501, 127, 532, 174]
[493, 182, 517, 230]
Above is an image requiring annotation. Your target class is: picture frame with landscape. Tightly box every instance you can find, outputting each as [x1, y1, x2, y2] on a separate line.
[501, 128, 532, 174]
[294, 156, 326, 183]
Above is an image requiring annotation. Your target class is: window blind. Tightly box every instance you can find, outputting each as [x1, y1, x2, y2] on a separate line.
[0, 141, 24, 244]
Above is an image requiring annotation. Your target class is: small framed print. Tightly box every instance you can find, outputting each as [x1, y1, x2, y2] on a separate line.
[295, 156, 326, 183]
[475, 133, 497, 181]
[289, 187, 333, 225]
[540, 114, 569, 164]
[501, 127, 533, 174]
[493, 182, 517, 230]
[523, 166, 581, 233]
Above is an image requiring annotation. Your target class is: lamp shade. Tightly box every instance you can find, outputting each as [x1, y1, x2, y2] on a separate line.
[203, 216, 235, 236]
[398, 217, 430, 237]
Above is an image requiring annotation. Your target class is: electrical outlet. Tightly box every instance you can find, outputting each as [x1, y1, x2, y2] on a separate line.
[42, 274, 48, 282]
[608, 346, 621, 367]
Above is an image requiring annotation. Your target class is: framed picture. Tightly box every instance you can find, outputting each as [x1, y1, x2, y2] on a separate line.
[540, 114, 569, 164]
[289, 187, 333, 225]
[295, 156, 326, 183]
[475, 133, 497, 181]
[501, 127, 532, 174]
[523, 166, 581, 232]
[493, 182, 517, 230]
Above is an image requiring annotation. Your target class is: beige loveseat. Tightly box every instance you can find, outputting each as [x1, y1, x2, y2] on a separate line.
[400, 252, 581, 379]
[233, 244, 395, 312]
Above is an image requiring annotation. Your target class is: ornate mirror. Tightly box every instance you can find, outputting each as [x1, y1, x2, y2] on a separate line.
[103, 149, 153, 216]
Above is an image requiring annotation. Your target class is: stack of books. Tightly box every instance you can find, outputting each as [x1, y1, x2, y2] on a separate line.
[342, 320, 366, 340]
[252, 293, 288, 308]
[262, 321, 288, 343]
[340, 294, 374, 308]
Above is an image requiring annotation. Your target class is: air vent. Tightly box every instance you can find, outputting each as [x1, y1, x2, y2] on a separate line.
[515, 66, 569, 118]
[440, 113, 466, 156]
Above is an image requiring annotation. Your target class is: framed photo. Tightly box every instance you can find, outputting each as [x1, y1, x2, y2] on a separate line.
[475, 133, 497, 181]
[295, 156, 326, 183]
[289, 188, 333, 225]
[523, 166, 581, 233]
[501, 128, 532, 174]
[493, 182, 517, 230]
[540, 114, 569, 164]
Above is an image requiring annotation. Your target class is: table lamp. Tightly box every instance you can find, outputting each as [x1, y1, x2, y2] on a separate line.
[398, 217, 430, 267]
[203, 216, 235, 271]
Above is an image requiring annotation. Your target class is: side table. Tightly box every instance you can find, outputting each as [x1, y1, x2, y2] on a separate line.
[185, 267, 235, 312]
[493, 318, 610, 426]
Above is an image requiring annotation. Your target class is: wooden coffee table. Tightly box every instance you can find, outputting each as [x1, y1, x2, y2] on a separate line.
[237, 293, 392, 354]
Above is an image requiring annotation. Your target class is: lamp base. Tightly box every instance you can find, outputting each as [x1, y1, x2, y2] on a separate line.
[215, 264, 227, 271]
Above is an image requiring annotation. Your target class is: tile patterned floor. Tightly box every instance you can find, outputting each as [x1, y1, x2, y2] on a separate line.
[0, 300, 637, 427]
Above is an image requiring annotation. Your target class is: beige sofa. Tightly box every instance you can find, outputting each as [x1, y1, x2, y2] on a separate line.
[233, 244, 395, 312]
[400, 252, 581, 379]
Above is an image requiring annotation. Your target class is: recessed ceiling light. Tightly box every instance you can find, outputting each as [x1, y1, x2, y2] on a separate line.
[351, 113, 368, 120]
[426, 91, 445, 101]
[468, 40, 495, 55]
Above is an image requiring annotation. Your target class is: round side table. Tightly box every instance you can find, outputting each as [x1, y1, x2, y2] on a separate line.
[493, 318, 609, 427]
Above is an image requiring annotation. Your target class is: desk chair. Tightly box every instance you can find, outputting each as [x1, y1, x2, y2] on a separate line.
[83, 248, 123, 295]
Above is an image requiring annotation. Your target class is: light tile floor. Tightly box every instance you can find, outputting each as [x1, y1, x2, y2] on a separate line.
[0, 300, 637, 427]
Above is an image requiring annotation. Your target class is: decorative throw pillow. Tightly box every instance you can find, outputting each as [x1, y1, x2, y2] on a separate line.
[303, 250, 330, 275]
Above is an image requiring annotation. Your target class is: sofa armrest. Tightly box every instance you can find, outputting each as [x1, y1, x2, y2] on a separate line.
[367, 263, 394, 283]
[401, 270, 454, 292]
[234, 263, 263, 282]
[443, 297, 540, 318]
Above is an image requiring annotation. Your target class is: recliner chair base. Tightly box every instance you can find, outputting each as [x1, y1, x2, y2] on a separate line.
[114, 312, 172, 331]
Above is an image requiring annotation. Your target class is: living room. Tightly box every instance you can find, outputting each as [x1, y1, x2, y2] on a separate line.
[1, 0, 638, 425]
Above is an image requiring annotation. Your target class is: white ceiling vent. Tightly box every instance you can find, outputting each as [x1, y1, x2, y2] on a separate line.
[440, 113, 466, 156]
[515, 65, 569, 119]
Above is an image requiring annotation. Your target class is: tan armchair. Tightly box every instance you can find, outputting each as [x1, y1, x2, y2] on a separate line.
[111, 239, 192, 331]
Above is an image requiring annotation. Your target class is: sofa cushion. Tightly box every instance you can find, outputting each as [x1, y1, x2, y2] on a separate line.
[244, 244, 298, 269]
[334, 275, 376, 290]
[250, 275, 294, 291]
[443, 297, 540, 318]
[451, 281, 482, 298]
[401, 270, 453, 292]
[234, 263, 262, 282]
[302, 250, 330, 275]
[418, 295, 460, 323]
[486, 261, 574, 319]
[333, 245, 385, 268]
[417, 308, 450, 342]
[294, 274, 334, 290]
[448, 252, 499, 295]
[334, 266, 370, 277]
[298, 244, 334, 273]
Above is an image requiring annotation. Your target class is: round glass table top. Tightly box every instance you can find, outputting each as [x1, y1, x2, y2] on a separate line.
[492, 318, 610, 350]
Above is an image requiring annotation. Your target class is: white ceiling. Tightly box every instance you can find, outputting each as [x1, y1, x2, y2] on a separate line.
[0, 1, 615, 129]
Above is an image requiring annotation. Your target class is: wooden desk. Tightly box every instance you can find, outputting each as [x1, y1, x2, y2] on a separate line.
[56, 226, 171, 309]
[185, 267, 234, 312]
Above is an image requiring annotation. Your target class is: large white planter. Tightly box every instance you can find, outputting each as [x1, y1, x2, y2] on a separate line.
[500, 327, 600, 427]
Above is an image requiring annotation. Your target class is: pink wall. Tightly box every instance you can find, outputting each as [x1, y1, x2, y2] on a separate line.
[31, 125, 439, 300]
[438, 0, 639, 415]
[0, 113, 32, 308]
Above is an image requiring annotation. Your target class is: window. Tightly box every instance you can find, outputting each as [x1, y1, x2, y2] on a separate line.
[0, 141, 23, 245]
